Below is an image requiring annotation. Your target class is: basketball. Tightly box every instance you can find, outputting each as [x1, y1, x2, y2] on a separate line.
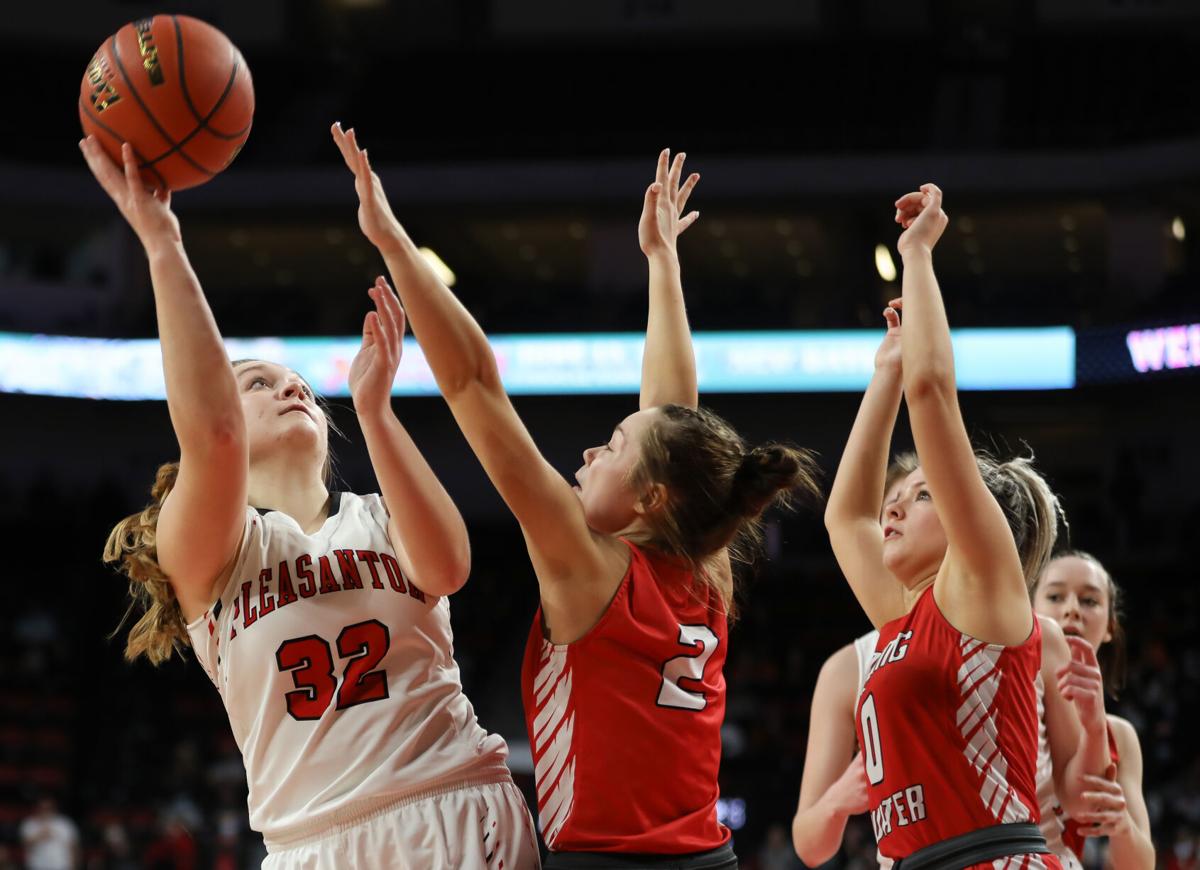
[79, 15, 254, 191]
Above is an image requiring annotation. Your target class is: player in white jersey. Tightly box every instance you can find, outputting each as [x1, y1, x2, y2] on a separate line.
[790, 453, 1106, 870]
[83, 137, 539, 868]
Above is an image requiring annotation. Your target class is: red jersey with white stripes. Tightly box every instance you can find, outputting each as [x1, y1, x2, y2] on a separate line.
[1060, 724, 1120, 860]
[855, 587, 1062, 870]
[520, 540, 730, 854]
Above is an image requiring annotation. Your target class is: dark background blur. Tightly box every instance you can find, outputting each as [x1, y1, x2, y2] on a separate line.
[2, 1, 1198, 868]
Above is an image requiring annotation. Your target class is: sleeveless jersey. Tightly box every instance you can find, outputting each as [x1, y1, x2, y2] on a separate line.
[185, 493, 510, 842]
[520, 541, 730, 854]
[854, 587, 1060, 869]
[852, 630, 894, 870]
[1060, 724, 1120, 861]
[854, 629, 881, 702]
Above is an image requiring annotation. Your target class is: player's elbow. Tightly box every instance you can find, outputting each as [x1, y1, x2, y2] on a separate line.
[418, 548, 472, 597]
[904, 364, 956, 405]
[792, 816, 835, 868]
[439, 349, 503, 403]
[823, 503, 848, 534]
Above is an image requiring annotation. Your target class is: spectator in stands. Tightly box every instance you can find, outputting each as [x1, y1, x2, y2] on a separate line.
[18, 798, 79, 870]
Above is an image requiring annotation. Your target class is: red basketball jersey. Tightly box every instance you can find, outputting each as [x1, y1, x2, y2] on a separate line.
[1060, 725, 1120, 860]
[520, 540, 730, 854]
[855, 587, 1061, 869]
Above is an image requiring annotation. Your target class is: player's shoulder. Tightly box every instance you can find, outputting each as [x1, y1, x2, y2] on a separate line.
[1036, 612, 1066, 642]
[1036, 615, 1069, 664]
[818, 642, 860, 683]
[1106, 714, 1140, 756]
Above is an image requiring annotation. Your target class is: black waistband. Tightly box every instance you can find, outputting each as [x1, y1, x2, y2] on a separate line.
[544, 842, 737, 870]
[892, 822, 1050, 870]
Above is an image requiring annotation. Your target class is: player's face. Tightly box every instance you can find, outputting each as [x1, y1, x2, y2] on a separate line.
[234, 361, 328, 470]
[880, 466, 948, 587]
[1033, 557, 1112, 651]
[574, 407, 659, 534]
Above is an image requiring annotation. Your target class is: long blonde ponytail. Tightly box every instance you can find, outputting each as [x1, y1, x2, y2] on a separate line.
[102, 462, 191, 665]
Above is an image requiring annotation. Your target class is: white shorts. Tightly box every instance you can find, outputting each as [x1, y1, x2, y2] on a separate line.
[262, 779, 541, 870]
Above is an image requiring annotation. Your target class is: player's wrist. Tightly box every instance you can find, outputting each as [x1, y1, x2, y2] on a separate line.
[373, 227, 411, 259]
[1080, 711, 1109, 740]
[143, 236, 186, 262]
[645, 247, 680, 266]
[354, 401, 393, 430]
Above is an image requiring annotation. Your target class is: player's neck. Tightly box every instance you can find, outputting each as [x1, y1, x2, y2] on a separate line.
[247, 460, 330, 533]
[901, 573, 937, 613]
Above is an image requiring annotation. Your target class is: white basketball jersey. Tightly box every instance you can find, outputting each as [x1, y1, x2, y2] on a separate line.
[852, 630, 880, 702]
[1035, 674, 1084, 870]
[851, 630, 892, 870]
[185, 492, 510, 843]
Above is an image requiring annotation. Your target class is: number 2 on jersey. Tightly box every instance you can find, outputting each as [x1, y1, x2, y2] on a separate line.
[657, 624, 719, 711]
[275, 619, 391, 721]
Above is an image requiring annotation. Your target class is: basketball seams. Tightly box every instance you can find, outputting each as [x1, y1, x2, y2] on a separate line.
[81, 15, 253, 190]
[78, 96, 169, 190]
[173, 15, 250, 140]
[109, 29, 215, 179]
[141, 61, 246, 170]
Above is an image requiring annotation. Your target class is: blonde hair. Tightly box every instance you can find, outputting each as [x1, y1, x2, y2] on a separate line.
[103, 462, 189, 665]
[974, 452, 1064, 587]
[887, 450, 1064, 586]
[884, 452, 919, 506]
[626, 404, 822, 619]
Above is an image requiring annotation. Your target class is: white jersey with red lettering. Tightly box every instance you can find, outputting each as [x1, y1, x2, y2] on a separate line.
[185, 492, 514, 846]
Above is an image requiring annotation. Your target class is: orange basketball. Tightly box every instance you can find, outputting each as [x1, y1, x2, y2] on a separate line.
[79, 15, 254, 191]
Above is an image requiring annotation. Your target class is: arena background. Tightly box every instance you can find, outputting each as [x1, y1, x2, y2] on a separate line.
[2, 2, 1198, 867]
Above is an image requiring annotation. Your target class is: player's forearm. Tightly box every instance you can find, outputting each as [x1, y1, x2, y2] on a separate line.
[1104, 821, 1155, 870]
[640, 250, 698, 410]
[792, 801, 852, 867]
[376, 232, 503, 399]
[826, 366, 903, 527]
[148, 241, 245, 453]
[900, 249, 955, 401]
[358, 408, 470, 594]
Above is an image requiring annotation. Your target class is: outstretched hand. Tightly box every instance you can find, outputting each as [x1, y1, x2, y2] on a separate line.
[79, 137, 180, 250]
[349, 276, 406, 417]
[875, 298, 903, 373]
[332, 122, 405, 254]
[639, 148, 700, 257]
[895, 183, 948, 258]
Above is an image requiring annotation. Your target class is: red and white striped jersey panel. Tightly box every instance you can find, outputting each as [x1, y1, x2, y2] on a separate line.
[530, 641, 577, 846]
[855, 587, 1059, 868]
[521, 541, 730, 855]
[957, 634, 1033, 824]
